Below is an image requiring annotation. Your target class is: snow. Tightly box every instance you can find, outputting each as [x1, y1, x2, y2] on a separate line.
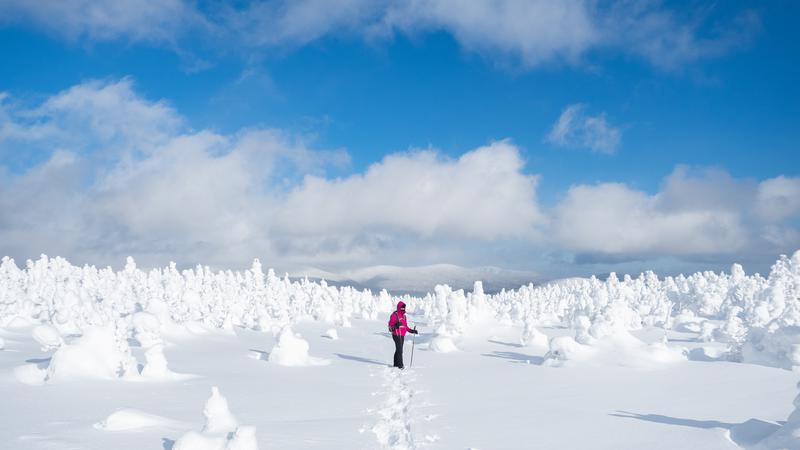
[46, 327, 137, 382]
[202, 386, 238, 434]
[132, 312, 163, 348]
[372, 367, 416, 450]
[171, 386, 258, 450]
[0, 251, 798, 448]
[12, 363, 46, 386]
[544, 335, 592, 363]
[428, 335, 459, 353]
[141, 344, 193, 380]
[226, 426, 259, 450]
[172, 431, 227, 450]
[754, 382, 800, 448]
[94, 409, 181, 431]
[520, 322, 549, 347]
[323, 328, 339, 340]
[267, 328, 330, 367]
[32, 325, 62, 351]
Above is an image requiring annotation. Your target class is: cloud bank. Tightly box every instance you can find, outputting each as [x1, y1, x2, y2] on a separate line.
[0, 80, 797, 277]
[0, 79, 542, 270]
[553, 167, 800, 262]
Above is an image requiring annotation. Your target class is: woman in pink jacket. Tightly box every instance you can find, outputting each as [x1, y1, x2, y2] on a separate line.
[388, 301, 418, 369]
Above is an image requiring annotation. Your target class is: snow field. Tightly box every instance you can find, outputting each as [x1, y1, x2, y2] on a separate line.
[0, 318, 797, 449]
[0, 251, 799, 448]
[1, 251, 799, 373]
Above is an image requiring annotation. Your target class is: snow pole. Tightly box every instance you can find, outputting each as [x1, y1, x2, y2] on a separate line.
[410, 326, 416, 367]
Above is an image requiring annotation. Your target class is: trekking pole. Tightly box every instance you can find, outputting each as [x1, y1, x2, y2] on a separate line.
[410, 326, 416, 367]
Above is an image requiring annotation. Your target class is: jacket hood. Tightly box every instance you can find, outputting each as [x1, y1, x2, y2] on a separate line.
[396, 301, 406, 312]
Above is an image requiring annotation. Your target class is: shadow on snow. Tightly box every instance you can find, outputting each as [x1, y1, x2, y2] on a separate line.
[610, 411, 781, 447]
[482, 350, 544, 365]
[335, 353, 387, 366]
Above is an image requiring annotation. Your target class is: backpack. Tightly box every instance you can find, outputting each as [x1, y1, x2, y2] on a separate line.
[388, 311, 400, 333]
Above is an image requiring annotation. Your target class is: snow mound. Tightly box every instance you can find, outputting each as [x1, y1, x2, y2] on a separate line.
[520, 322, 548, 347]
[268, 328, 330, 367]
[173, 431, 227, 450]
[46, 327, 137, 382]
[94, 408, 178, 431]
[203, 386, 238, 434]
[545, 332, 686, 368]
[13, 363, 46, 385]
[687, 345, 729, 362]
[172, 387, 258, 450]
[141, 344, 170, 378]
[544, 336, 592, 364]
[323, 328, 339, 340]
[173, 426, 259, 450]
[429, 335, 458, 353]
[226, 426, 259, 450]
[32, 324, 63, 351]
[140, 344, 194, 380]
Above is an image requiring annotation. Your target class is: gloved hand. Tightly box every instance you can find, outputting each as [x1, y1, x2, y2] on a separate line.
[409, 329, 418, 334]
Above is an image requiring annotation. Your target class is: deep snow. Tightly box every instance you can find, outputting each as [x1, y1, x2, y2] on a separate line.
[0, 251, 799, 449]
[0, 319, 796, 449]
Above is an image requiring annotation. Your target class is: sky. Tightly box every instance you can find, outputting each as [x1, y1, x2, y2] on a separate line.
[0, 0, 798, 283]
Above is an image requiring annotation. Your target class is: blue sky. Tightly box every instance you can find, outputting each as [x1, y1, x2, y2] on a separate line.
[0, 0, 798, 283]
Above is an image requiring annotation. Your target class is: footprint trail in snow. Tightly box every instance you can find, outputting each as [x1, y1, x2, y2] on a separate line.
[372, 367, 417, 450]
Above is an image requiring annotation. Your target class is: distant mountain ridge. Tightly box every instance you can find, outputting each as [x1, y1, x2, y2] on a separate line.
[290, 264, 540, 295]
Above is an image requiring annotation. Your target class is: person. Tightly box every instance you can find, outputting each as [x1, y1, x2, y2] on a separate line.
[388, 301, 418, 369]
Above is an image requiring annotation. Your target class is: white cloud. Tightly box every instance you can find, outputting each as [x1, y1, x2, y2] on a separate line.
[40, 78, 183, 153]
[230, 0, 758, 69]
[0, 80, 543, 269]
[756, 176, 800, 222]
[547, 103, 621, 154]
[602, 2, 761, 69]
[381, 0, 598, 66]
[551, 167, 800, 259]
[0, 78, 182, 162]
[383, 0, 759, 69]
[1, 80, 797, 278]
[224, 0, 385, 47]
[553, 182, 748, 255]
[0, 0, 206, 44]
[276, 140, 544, 239]
[0, 0, 759, 70]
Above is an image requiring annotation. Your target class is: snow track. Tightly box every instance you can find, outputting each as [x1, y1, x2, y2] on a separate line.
[372, 367, 417, 450]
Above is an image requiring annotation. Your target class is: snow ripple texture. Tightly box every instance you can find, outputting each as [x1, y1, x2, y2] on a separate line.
[372, 367, 416, 450]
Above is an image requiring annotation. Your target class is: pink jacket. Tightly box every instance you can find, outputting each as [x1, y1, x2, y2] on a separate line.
[388, 301, 411, 336]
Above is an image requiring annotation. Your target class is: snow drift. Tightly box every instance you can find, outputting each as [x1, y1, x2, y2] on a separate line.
[268, 328, 330, 367]
[95, 409, 181, 431]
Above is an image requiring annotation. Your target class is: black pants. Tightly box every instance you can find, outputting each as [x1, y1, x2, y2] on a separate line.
[392, 334, 404, 368]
